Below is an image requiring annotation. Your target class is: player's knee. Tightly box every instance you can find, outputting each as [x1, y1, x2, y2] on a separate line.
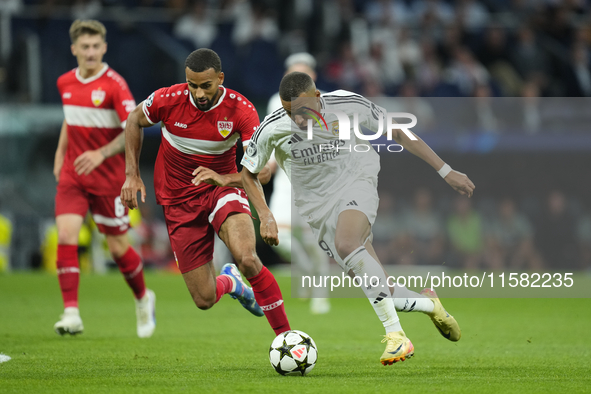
[334, 239, 357, 260]
[193, 295, 215, 310]
[236, 254, 261, 278]
[57, 228, 78, 245]
[106, 236, 129, 259]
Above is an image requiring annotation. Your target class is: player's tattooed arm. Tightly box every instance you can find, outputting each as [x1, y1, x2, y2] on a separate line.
[192, 164, 272, 188]
[121, 103, 150, 209]
[241, 167, 279, 246]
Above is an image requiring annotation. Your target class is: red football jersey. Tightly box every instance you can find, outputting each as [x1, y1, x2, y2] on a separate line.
[57, 64, 135, 195]
[142, 84, 259, 205]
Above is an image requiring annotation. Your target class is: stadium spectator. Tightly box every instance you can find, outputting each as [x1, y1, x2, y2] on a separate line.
[445, 46, 490, 96]
[520, 80, 542, 134]
[415, 38, 443, 95]
[398, 188, 445, 266]
[476, 25, 521, 96]
[411, 0, 455, 26]
[577, 212, 591, 271]
[53, 20, 155, 338]
[133, 204, 173, 269]
[371, 191, 405, 266]
[510, 27, 550, 90]
[562, 43, 591, 97]
[535, 190, 578, 269]
[0, 207, 12, 273]
[485, 197, 543, 270]
[324, 40, 364, 92]
[120, 48, 291, 336]
[173, 0, 218, 49]
[231, 0, 279, 46]
[391, 81, 435, 133]
[447, 195, 484, 269]
[455, 0, 489, 31]
[364, 0, 411, 26]
[71, 0, 102, 20]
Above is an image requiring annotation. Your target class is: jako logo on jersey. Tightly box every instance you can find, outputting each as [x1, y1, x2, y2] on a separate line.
[91, 88, 106, 107]
[217, 121, 233, 138]
[174, 122, 187, 129]
[62, 92, 72, 99]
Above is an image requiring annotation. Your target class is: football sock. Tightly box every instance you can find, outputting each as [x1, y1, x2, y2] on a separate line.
[57, 244, 80, 309]
[393, 285, 435, 314]
[114, 247, 146, 300]
[215, 274, 234, 303]
[247, 266, 291, 335]
[343, 246, 402, 333]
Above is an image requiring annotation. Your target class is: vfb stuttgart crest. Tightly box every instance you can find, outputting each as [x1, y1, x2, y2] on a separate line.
[217, 121, 233, 138]
[91, 88, 106, 107]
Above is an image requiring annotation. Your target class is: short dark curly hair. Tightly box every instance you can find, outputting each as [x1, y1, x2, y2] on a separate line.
[185, 48, 222, 73]
[279, 72, 314, 101]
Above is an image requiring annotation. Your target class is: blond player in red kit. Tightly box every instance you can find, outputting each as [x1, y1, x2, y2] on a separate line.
[53, 20, 155, 337]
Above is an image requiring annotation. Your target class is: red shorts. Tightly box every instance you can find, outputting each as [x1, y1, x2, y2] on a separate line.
[55, 179, 129, 235]
[163, 186, 251, 274]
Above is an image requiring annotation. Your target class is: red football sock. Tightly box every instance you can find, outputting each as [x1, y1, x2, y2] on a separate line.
[215, 274, 234, 303]
[114, 247, 146, 300]
[57, 244, 80, 308]
[247, 266, 291, 335]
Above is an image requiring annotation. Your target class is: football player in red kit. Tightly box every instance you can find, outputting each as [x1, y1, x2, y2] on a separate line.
[121, 48, 291, 336]
[54, 20, 155, 337]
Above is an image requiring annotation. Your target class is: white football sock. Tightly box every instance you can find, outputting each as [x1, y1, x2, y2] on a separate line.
[393, 285, 434, 313]
[343, 246, 402, 333]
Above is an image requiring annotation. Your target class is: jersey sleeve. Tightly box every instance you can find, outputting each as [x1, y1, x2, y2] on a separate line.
[358, 99, 388, 136]
[142, 88, 166, 125]
[238, 103, 260, 147]
[111, 79, 136, 128]
[241, 123, 273, 174]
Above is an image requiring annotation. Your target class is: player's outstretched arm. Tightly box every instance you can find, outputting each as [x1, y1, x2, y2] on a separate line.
[121, 104, 150, 209]
[54, 120, 68, 182]
[241, 167, 279, 246]
[392, 130, 475, 197]
[192, 164, 272, 188]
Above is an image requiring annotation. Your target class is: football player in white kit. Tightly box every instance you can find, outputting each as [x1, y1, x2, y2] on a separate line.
[266, 53, 330, 315]
[241, 72, 475, 365]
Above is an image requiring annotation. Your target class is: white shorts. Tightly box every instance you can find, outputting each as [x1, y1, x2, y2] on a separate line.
[305, 178, 379, 269]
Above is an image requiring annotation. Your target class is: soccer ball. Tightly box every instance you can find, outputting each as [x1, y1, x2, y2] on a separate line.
[269, 330, 318, 376]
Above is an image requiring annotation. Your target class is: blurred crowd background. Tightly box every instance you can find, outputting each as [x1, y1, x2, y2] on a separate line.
[0, 0, 590, 273]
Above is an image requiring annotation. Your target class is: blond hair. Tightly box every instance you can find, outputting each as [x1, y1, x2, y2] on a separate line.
[69, 20, 106, 44]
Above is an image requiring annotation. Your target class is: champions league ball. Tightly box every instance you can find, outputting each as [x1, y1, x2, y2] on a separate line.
[269, 330, 318, 376]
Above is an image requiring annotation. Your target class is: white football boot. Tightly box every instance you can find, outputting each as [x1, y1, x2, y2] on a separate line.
[136, 289, 156, 338]
[54, 307, 84, 335]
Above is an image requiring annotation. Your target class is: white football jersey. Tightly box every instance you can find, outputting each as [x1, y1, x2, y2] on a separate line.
[241, 90, 388, 223]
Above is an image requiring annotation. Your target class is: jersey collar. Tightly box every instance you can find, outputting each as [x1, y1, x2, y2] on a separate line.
[75, 63, 108, 84]
[189, 86, 226, 112]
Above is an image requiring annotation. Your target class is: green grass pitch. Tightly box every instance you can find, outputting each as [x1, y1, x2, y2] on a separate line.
[1, 270, 590, 393]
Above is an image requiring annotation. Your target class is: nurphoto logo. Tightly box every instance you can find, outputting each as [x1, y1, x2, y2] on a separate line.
[302, 107, 418, 153]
